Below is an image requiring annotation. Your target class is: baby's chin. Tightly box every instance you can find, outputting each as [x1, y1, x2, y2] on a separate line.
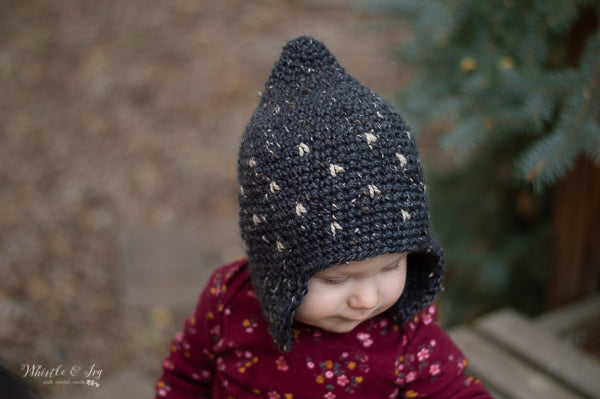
[295, 306, 394, 333]
[325, 322, 362, 334]
[304, 317, 367, 334]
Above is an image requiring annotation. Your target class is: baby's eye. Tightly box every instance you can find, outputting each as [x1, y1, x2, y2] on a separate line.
[319, 277, 349, 286]
[381, 263, 401, 273]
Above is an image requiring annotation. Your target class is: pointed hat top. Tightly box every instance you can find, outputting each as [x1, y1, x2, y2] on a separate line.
[265, 35, 345, 89]
[278, 35, 340, 70]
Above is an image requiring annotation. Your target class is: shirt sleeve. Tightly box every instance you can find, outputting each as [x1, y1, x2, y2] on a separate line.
[155, 265, 234, 399]
[395, 305, 493, 399]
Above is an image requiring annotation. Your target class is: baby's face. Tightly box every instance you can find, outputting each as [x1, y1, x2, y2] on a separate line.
[294, 253, 407, 333]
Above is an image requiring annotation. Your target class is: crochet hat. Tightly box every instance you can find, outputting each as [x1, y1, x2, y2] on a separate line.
[238, 36, 444, 352]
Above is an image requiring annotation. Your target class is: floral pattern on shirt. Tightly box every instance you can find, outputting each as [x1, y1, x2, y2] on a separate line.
[305, 351, 370, 397]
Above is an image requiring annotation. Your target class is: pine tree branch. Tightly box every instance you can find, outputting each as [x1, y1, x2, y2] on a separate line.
[526, 53, 600, 182]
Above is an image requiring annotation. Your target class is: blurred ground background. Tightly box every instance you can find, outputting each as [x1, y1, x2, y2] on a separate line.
[0, 1, 409, 397]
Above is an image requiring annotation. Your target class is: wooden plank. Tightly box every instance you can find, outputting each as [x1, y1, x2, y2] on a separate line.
[450, 327, 581, 399]
[534, 294, 600, 336]
[476, 308, 600, 399]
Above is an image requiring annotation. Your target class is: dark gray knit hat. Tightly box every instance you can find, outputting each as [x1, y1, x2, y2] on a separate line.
[238, 36, 444, 352]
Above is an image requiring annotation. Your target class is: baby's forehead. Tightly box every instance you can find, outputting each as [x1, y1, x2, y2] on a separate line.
[317, 253, 405, 275]
[317, 264, 363, 277]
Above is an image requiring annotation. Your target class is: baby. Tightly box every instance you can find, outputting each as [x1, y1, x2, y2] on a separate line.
[155, 36, 492, 398]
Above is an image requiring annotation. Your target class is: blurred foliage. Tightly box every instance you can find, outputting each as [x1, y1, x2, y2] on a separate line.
[364, 0, 600, 324]
[426, 138, 551, 324]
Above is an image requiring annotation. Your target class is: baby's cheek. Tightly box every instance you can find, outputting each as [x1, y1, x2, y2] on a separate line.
[382, 276, 405, 303]
[297, 289, 338, 320]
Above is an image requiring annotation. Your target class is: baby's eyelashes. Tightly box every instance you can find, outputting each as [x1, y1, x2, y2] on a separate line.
[318, 276, 349, 286]
[380, 263, 402, 273]
[317, 265, 401, 285]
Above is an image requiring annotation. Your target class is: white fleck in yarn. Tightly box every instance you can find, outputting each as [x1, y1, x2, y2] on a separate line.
[401, 210, 411, 222]
[269, 181, 280, 193]
[396, 153, 408, 168]
[367, 184, 381, 198]
[362, 132, 378, 145]
[329, 164, 345, 177]
[330, 221, 343, 237]
[295, 202, 307, 216]
[298, 143, 310, 156]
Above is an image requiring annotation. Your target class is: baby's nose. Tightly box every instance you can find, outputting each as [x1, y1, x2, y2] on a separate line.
[348, 281, 378, 309]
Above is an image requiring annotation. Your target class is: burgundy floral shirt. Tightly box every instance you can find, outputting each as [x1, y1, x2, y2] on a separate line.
[156, 259, 492, 398]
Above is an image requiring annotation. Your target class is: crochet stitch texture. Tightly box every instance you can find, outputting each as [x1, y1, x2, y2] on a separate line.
[238, 36, 444, 352]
